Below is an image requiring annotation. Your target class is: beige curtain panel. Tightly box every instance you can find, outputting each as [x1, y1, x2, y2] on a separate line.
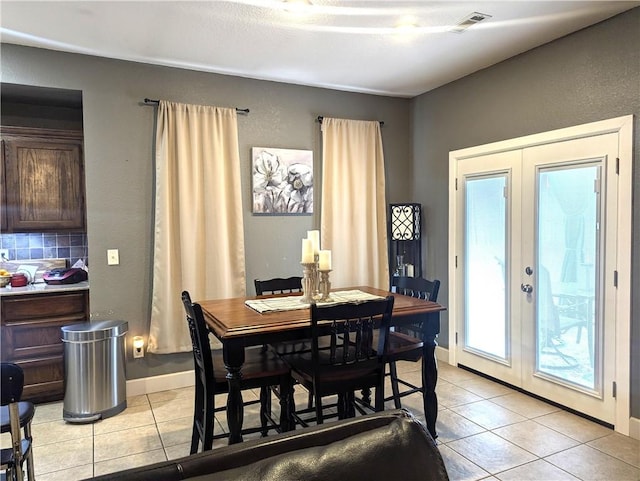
[320, 117, 389, 290]
[148, 101, 246, 354]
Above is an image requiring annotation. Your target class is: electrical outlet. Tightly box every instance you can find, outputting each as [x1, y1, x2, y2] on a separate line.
[133, 336, 145, 358]
[0, 249, 9, 261]
[133, 345, 144, 359]
[107, 249, 119, 265]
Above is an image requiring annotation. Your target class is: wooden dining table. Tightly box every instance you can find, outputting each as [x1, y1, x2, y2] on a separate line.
[199, 285, 446, 443]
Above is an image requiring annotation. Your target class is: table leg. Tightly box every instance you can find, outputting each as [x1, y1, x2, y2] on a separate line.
[422, 335, 438, 440]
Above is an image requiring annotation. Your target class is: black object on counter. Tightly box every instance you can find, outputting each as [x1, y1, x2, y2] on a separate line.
[43, 268, 88, 285]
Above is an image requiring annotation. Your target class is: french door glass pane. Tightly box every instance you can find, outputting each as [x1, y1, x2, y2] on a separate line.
[536, 165, 598, 390]
[465, 175, 507, 359]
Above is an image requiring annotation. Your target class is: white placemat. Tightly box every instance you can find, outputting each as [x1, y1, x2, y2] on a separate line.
[245, 289, 384, 314]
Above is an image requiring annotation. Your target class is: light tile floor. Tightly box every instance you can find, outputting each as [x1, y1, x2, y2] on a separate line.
[8, 361, 640, 480]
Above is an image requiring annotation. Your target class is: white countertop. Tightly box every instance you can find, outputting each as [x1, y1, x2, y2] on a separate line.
[0, 281, 89, 296]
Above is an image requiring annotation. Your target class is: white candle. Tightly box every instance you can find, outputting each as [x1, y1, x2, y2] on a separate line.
[307, 230, 320, 255]
[301, 238, 314, 263]
[319, 250, 332, 270]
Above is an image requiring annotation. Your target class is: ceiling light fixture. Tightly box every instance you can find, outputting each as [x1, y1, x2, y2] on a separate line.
[393, 16, 420, 40]
[395, 16, 419, 33]
[282, 0, 313, 13]
[450, 12, 491, 33]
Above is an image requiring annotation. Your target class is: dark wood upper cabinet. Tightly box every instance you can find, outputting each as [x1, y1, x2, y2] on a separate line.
[1, 126, 85, 232]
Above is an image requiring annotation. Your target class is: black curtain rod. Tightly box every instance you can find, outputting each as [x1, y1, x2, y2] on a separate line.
[317, 115, 384, 126]
[143, 98, 249, 114]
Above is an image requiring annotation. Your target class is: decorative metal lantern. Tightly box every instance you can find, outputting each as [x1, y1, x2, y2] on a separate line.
[389, 203, 422, 280]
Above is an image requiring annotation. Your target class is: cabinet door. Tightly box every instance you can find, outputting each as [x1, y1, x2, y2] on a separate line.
[4, 138, 85, 231]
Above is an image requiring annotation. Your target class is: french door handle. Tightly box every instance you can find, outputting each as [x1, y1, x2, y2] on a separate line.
[521, 283, 533, 294]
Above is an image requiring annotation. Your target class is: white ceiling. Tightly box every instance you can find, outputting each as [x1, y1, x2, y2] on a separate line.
[1, 1, 638, 98]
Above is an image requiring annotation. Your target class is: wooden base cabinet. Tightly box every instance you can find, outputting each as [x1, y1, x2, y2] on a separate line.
[1, 290, 89, 402]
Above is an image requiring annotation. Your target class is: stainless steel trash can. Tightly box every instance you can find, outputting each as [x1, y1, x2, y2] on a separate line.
[61, 320, 128, 423]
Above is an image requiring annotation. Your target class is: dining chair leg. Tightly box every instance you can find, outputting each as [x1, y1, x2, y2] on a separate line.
[7, 403, 25, 481]
[360, 387, 372, 407]
[191, 381, 204, 454]
[389, 361, 402, 409]
[190, 422, 200, 454]
[259, 386, 270, 436]
[266, 387, 274, 421]
[346, 391, 356, 418]
[375, 376, 385, 412]
[11, 464, 24, 481]
[202, 395, 215, 452]
[288, 387, 296, 429]
[338, 392, 353, 419]
[314, 391, 324, 424]
[25, 422, 35, 481]
[282, 375, 294, 432]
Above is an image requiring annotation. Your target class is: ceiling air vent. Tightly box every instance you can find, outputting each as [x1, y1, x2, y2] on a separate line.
[450, 12, 491, 33]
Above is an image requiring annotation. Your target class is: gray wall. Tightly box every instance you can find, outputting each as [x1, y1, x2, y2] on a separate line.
[411, 8, 640, 416]
[0, 44, 411, 379]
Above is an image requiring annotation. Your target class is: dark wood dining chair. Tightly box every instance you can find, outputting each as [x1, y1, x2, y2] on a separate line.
[254, 276, 310, 356]
[1, 362, 35, 481]
[287, 296, 394, 426]
[254, 276, 316, 409]
[181, 291, 292, 453]
[254, 276, 302, 296]
[386, 276, 441, 409]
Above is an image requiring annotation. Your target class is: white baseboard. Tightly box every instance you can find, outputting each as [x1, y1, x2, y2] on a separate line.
[630, 416, 640, 440]
[435, 346, 449, 364]
[126, 370, 195, 397]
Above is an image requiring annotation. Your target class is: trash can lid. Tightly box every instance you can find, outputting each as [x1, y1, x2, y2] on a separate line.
[61, 320, 129, 342]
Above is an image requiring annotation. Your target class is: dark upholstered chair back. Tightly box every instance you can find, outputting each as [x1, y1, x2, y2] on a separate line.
[1, 363, 24, 406]
[1, 362, 34, 481]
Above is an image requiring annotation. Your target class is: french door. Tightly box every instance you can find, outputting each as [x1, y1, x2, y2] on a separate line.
[448, 116, 632, 432]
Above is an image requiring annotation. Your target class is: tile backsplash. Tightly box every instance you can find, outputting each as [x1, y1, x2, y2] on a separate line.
[0, 232, 88, 266]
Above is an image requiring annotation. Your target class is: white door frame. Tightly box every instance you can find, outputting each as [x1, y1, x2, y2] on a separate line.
[448, 115, 633, 435]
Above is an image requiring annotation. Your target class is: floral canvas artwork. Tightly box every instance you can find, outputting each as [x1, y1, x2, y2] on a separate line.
[252, 147, 313, 214]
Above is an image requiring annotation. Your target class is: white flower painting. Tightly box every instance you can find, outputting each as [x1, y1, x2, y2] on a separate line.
[252, 147, 313, 214]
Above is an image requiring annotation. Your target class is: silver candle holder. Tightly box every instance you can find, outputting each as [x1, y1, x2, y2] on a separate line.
[318, 270, 333, 302]
[300, 262, 317, 304]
